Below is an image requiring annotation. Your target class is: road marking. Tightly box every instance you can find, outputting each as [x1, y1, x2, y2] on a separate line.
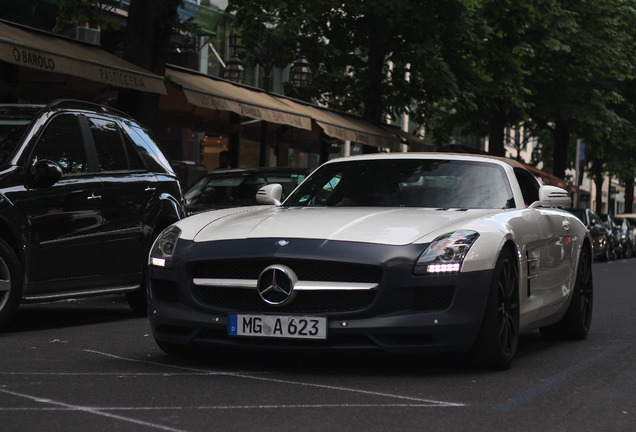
[0, 402, 455, 411]
[0, 387, 193, 432]
[83, 349, 465, 407]
[0, 348, 464, 432]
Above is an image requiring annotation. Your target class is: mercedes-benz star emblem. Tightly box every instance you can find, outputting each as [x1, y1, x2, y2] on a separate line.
[257, 265, 298, 306]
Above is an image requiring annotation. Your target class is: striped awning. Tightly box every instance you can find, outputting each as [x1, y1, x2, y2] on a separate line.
[0, 20, 167, 95]
[166, 65, 312, 131]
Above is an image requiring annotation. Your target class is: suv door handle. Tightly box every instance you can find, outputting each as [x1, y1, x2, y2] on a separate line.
[87, 192, 102, 200]
[145, 186, 157, 192]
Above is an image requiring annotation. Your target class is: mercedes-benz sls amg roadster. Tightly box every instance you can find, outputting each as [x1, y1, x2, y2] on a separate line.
[147, 153, 593, 369]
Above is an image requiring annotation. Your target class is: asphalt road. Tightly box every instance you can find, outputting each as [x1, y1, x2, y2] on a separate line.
[1, 259, 635, 432]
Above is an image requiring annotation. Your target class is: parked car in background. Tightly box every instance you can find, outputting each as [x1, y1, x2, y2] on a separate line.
[613, 216, 636, 258]
[149, 153, 593, 370]
[600, 214, 622, 260]
[170, 160, 207, 189]
[566, 208, 610, 261]
[184, 167, 308, 214]
[0, 99, 185, 328]
[615, 213, 636, 240]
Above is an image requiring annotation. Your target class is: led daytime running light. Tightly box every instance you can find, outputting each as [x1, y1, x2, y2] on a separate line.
[415, 230, 479, 275]
[149, 226, 181, 268]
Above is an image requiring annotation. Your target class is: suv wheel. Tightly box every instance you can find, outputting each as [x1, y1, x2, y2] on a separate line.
[0, 239, 23, 327]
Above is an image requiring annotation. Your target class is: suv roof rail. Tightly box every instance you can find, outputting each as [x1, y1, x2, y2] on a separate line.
[44, 99, 130, 118]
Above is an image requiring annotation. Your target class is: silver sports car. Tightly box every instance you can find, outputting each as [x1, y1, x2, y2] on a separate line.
[147, 153, 593, 369]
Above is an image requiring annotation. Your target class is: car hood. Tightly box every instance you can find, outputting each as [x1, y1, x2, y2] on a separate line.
[181, 206, 500, 246]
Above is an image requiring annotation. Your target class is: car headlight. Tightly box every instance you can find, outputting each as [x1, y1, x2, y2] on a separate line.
[149, 226, 181, 268]
[414, 230, 479, 274]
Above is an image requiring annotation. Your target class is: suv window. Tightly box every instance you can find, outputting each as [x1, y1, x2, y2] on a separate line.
[121, 132, 147, 171]
[32, 114, 87, 175]
[89, 117, 127, 171]
[122, 121, 174, 174]
[88, 117, 145, 172]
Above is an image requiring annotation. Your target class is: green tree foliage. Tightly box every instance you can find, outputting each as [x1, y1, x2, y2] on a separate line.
[227, 0, 478, 127]
[227, 0, 636, 182]
[526, 0, 636, 179]
[105, 0, 636, 185]
[53, 0, 122, 33]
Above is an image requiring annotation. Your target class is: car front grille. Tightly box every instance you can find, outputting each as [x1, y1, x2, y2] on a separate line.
[192, 259, 381, 283]
[192, 286, 377, 314]
[190, 259, 381, 314]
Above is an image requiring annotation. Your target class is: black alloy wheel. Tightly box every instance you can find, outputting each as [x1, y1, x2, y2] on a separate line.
[471, 248, 520, 370]
[540, 245, 593, 340]
[570, 246, 594, 338]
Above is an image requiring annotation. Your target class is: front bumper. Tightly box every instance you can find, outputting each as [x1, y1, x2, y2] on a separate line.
[148, 238, 494, 354]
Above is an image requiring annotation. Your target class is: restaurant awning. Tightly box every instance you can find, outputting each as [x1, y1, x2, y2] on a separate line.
[165, 65, 402, 150]
[166, 65, 313, 131]
[0, 20, 167, 95]
[276, 97, 400, 150]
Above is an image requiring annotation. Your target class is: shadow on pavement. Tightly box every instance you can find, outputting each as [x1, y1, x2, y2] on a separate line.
[149, 331, 566, 377]
[3, 295, 138, 333]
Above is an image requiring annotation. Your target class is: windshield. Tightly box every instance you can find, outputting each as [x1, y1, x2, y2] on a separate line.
[0, 110, 37, 166]
[284, 159, 514, 209]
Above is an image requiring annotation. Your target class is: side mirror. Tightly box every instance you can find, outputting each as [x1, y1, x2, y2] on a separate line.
[30, 159, 63, 188]
[256, 183, 283, 206]
[529, 185, 570, 209]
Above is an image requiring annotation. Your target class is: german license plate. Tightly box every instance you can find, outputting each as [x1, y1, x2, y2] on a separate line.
[228, 313, 327, 340]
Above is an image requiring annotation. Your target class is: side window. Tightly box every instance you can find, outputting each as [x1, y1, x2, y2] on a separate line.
[122, 133, 147, 170]
[88, 117, 128, 171]
[514, 169, 540, 206]
[87, 117, 145, 171]
[123, 122, 174, 174]
[32, 114, 87, 175]
[589, 212, 600, 227]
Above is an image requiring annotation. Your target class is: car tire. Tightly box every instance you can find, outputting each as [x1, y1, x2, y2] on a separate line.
[540, 246, 593, 340]
[0, 238, 23, 328]
[624, 243, 633, 259]
[470, 248, 519, 370]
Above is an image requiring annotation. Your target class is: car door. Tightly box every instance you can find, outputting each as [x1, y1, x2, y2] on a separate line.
[532, 207, 576, 316]
[510, 170, 575, 322]
[23, 113, 104, 291]
[85, 114, 157, 285]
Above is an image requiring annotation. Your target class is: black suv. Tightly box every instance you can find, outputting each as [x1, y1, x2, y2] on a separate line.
[0, 99, 184, 327]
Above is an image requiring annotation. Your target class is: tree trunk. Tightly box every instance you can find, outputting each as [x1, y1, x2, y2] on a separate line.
[488, 102, 505, 157]
[117, 0, 181, 131]
[624, 175, 634, 213]
[591, 160, 604, 214]
[362, 14, 385, 128]
[552, 119, 569, 180]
